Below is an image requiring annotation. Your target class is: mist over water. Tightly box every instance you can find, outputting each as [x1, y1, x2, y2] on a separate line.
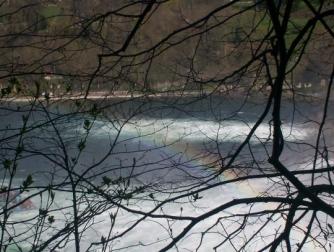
[0, 96, 333, 251]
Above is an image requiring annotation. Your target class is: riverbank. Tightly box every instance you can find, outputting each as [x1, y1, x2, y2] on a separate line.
[0, 89, 327, 103]
[0, 90, 245, 102]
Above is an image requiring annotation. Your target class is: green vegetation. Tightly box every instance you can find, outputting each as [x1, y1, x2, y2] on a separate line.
[39, 4, 62, 18]
[0, 0, 331, 95]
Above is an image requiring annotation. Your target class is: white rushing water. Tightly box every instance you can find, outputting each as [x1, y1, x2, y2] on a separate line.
[83, 118, 314, 144]
[2, 116, 323, 252]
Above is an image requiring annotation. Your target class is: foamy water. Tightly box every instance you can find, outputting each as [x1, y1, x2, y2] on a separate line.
[82, 118, 313, 144]
[1, 116, 323, 252]
[4, 178, 321, 252]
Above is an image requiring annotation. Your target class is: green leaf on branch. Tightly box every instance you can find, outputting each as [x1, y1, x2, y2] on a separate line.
[0, 186, 7, 193]
[48, 186, 55, 202]
[90, 103, 100, 116]
[44, 92, 50, 101]
[78, 140, 86, 151]
[192, 193, 202, 202]
[3, 159, 12, 169]
[22, 174, 34, 189]
[48, 215, 55, 224]
[123, 192, 133, 200]
[83, 119, 91, 130]
[1, 86, 12, 97]
[66, 83, 72, 92]
[9, 77, 19, 85]
[102, 176, 112, 186]
[39, 209, 48, 216]
[22, 115, 28, 123]
[16, 145, 24, 154]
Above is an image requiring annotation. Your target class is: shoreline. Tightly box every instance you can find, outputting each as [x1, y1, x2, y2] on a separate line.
[0, 90, 327, 103]
[0, 90, 246, 102]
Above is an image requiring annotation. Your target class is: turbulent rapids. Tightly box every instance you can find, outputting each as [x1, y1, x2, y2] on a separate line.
[0, 96, 331, 251]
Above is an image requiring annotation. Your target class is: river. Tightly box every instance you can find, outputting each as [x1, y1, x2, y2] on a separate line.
[0, 95, 332, 251]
